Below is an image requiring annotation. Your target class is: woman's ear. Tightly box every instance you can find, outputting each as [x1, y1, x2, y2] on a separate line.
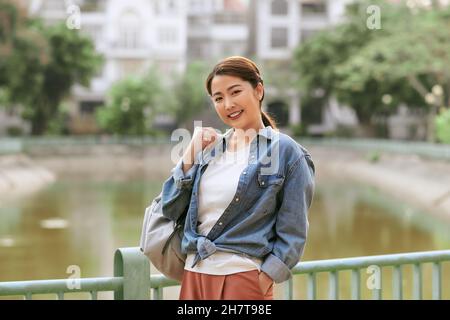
[255, 83, 264, 101]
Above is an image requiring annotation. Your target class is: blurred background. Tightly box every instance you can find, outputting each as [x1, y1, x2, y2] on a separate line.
[0, 0, 449, 299]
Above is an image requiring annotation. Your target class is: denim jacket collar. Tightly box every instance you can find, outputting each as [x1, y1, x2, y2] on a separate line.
[200, 126, 276, 165]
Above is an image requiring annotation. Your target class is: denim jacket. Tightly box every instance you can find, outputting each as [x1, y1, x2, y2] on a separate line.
[161, 126, 315, 283]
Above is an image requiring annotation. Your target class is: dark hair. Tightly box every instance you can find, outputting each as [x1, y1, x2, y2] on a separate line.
[205, 56, 277, 129]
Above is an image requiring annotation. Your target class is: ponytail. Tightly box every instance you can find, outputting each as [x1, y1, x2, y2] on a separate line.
[261, 110, 277, 129]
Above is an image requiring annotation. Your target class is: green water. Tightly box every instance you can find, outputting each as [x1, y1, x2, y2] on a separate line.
[0, 174, 449, 299]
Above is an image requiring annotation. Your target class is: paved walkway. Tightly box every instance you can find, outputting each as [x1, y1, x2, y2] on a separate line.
[0, 154, 55, 202]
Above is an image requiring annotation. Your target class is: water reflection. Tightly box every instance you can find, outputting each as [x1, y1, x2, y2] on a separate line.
[0, 237, 14, 247]
[40, 218, 69, 229]
[0, 175, 448, 299]
[305, 180, 450, 261]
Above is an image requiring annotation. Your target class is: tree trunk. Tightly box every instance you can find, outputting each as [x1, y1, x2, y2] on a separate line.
[426, 106, 438, 143]
[30, 109, 48, 135]
[355, 122, 377, 138]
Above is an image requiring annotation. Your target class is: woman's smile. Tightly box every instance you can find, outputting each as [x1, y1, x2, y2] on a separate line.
[228, 110, 244, 120]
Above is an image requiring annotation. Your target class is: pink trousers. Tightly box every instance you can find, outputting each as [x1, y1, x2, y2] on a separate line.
[179, 269, 274, 300]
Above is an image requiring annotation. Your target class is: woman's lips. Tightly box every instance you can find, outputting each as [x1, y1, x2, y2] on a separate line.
[228, 110, 243, 120]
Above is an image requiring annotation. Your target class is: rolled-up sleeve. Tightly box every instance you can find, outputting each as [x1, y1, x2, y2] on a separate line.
[161, 155, 200, 222]
[171, 157, 198, 189]
[261, 154, 315, 283]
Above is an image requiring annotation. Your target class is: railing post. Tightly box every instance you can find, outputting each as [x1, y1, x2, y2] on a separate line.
[152, 287, 163, 300]
[329, 271, 339, 300]
[351, 269, 361, 300]
[114, 247, 151, 300]
[307, 273, 316, 300]
[283, 278, 293, 300]
[432, 262, 442, 300]
[413, 263, 422, 300]
[393, 265, 403, 300]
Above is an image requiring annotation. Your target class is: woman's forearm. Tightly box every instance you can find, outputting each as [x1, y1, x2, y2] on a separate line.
[181, 144, 195, 175]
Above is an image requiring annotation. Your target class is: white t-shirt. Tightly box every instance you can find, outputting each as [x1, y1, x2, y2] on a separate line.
[184, 143, 262, 275]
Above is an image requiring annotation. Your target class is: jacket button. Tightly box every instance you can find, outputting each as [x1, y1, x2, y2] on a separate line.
[261, 181, 265, 185]
[243, 171, 246, 175]
[235, 197, 239, 202]
[219, 222, 223, 226]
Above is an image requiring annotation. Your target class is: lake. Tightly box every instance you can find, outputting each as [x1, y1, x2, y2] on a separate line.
[0, 172, 449, 299]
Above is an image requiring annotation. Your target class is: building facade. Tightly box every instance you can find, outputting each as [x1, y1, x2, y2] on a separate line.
[1, 0, 357, 135]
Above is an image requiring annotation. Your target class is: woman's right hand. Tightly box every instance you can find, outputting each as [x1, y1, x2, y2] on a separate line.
[189, 126, 220, 152]
[181, 127, 220, 173]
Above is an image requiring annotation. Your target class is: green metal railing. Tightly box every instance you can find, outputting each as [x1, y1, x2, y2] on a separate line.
[0, 248, 449, 300]
[288, 250, 449, 300]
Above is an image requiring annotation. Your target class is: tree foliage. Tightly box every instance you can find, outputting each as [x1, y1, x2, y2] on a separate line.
[172, 61, 209, 127]
[293, 0, 450, 130]
[0, 0, 103, 135]
[96, 67, 175, 135]
[436, 108, 450, 144]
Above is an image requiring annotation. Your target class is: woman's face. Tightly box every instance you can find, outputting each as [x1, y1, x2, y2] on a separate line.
[210, 75, 264, 131]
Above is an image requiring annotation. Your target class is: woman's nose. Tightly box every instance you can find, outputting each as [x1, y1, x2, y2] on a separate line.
[224, 97, 235, 110]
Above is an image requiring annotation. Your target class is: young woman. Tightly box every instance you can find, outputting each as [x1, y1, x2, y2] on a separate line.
[161, 56, 315, 300]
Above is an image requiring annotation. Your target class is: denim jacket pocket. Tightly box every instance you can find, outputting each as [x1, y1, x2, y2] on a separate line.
[257, 172, 285, 188]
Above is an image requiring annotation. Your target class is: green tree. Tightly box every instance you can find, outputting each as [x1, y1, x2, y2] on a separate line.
[0, 0, 49, 113]
[335, 1, 450, 140]
[96, 67, 171, 135]
[293, 1, 380, 127]
[435, 108, 450, 144]
[30, 23, 103, 135]
[0, 0, 103, 135]
[293, 0, 450, 138]
[172, 61, 209, 127]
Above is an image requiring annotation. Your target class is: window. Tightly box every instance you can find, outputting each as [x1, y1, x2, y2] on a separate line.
[271, 0, 288, 15]
[267, 101, 289, 127]
[301, 29, 319, 42]
[166, 0, 178, 14]
[301, 0, 327, 15]
[158, 27, 178, 45]
[155, 0, 178, 15]
[271, 27, 288, 48]
[189, 0, 203, 11]
[214, 13, 245, 24]
[301, 94, 325, 124]
[79, 0, 105, 12]
[80, 101, 103, 115]
[118, 9, 141, 49]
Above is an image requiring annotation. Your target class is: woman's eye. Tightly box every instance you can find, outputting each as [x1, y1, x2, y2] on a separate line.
[214, 91, 240, 102]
